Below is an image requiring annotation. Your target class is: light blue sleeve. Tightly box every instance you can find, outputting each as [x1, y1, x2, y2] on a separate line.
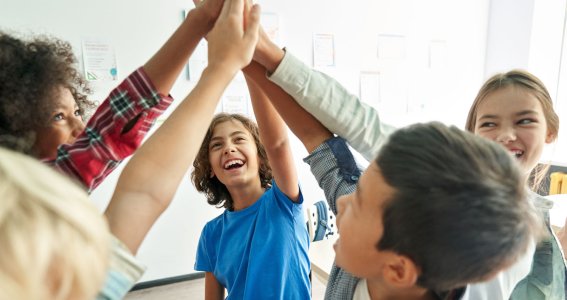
[96, 236, 146, 300]
[268, 50, 396, 162]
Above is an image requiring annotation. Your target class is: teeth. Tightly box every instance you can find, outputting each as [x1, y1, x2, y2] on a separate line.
[510, 150, 524, 157]
[224, 159, 244, 169]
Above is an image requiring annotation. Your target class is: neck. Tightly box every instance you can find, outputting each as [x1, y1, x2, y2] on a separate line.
[367, 278, 434, 300]
[228, 180, 265, 211]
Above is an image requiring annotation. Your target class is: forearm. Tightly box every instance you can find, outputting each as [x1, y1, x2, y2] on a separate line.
[304, 137, 361, 215]
[243, 62, 332, 153]
[143, 8, 210, 95]
[252, 29, 285, 74]
[268, 51, 394, 161]
[244, 70, 299, 200]
[105, 66, 235, 253]
[119, 66, 235, 202]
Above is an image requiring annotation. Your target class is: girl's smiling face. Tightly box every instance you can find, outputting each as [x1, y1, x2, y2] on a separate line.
[473, 86, 554, 175]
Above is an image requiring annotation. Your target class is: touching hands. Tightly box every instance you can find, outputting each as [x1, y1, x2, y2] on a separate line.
[192, 0, 224, 34]
[207, 0, 261, 73]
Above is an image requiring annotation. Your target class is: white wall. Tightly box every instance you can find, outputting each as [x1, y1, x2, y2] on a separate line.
[1, 0, 492, 281]
[484, 0, 567, 166]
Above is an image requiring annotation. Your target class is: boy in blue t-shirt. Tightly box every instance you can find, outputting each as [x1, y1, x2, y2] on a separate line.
[191, 71, 311, 299]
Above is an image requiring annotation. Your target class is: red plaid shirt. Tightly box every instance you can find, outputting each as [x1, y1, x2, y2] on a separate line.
[43, 67, 173, 193]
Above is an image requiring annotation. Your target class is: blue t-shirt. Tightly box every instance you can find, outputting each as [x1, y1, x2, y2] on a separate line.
[195, 181, 311, 299]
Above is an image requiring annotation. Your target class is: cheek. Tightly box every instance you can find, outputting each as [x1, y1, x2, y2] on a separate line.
[475, 130, 495, 141]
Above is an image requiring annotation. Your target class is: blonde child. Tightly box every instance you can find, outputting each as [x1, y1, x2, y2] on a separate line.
[0, 147, 110, 300]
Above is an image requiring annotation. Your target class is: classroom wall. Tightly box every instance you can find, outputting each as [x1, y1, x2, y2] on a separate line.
[3, 0, 561, 282]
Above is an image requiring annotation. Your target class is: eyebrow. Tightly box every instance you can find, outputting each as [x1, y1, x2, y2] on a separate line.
[210, 130, 248, 143]
[477, 109, 539, 121]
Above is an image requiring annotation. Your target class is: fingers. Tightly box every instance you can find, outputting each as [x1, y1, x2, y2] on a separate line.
[244, 4, 261, 44]
[218, 0, 232, 19]
[220, 0, 244, 20]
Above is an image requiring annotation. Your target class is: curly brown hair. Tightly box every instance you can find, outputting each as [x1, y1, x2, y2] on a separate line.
[191, 113, 272, 211]
[0, 31, 96, 155]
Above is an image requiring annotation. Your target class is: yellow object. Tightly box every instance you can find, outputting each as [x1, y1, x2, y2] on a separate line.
[550, 172, 565, 195]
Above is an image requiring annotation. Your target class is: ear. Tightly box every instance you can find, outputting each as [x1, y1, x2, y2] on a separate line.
[545, 130, 556, 144]
[382, 254, 419, 288]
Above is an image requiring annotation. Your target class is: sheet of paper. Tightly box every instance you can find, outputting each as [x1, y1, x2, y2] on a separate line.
[82, 39, 118, 81]
[313, 33, 335, 67]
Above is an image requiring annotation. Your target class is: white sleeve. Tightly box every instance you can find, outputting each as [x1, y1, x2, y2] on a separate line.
[268, 50, 396, 162]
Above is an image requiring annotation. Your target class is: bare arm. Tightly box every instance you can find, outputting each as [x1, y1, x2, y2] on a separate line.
[243, 62, 332, 154]
[244, 75, 299, 201]
[143, 0, 223, 94]
[105, 0, 261, 254]
[205, 272, 225, 300]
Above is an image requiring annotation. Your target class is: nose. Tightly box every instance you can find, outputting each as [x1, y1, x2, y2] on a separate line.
[70, 115, 86, 139]
[223, 143, 237, 155]
[495, 126, 516, 144]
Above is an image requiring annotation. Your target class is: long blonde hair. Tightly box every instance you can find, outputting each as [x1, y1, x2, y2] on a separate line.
[0, 147, 110, 300]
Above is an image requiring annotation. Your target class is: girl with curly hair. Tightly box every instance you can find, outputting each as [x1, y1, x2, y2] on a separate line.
[191, 63, 311, 299]
[0, 0, 224, 193]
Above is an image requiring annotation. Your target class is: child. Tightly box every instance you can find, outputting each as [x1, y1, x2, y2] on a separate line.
[190, 72, 311, 298]
[0, 147, 110, 300]
[0, 0, 262, 298]
[465, 70, 566, 300]
[243, 61, 541, 299]
[0, 0, 224, 193]
[251, 32, 565, 299]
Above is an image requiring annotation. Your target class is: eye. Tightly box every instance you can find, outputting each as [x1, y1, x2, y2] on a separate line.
[517, 118, 535, 125]
[74, 109, 82, 117]
[210, 142, 222, 150]
[234, 136, 246, 142]
[478, 122, 496, 128]
[53, 113, 64, 121]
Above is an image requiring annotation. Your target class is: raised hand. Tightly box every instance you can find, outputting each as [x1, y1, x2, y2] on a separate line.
[207, 0, 261, 74]
[192, 0, 225, 34]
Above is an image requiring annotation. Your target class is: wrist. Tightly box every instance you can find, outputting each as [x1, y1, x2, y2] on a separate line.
[254, 43, 285, 75]
[186, 8, 215, 37]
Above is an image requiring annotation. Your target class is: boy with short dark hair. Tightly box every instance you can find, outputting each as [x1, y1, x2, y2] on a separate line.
[242, 62, 541, 300]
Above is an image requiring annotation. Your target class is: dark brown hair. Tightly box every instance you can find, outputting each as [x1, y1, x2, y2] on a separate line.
[376, 122, 541, 291]
[0, 31, 95, 155]
[191, 113, 272, 211]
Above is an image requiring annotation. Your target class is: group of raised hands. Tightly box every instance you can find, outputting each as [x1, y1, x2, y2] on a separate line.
[195, 0, 261, 76]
